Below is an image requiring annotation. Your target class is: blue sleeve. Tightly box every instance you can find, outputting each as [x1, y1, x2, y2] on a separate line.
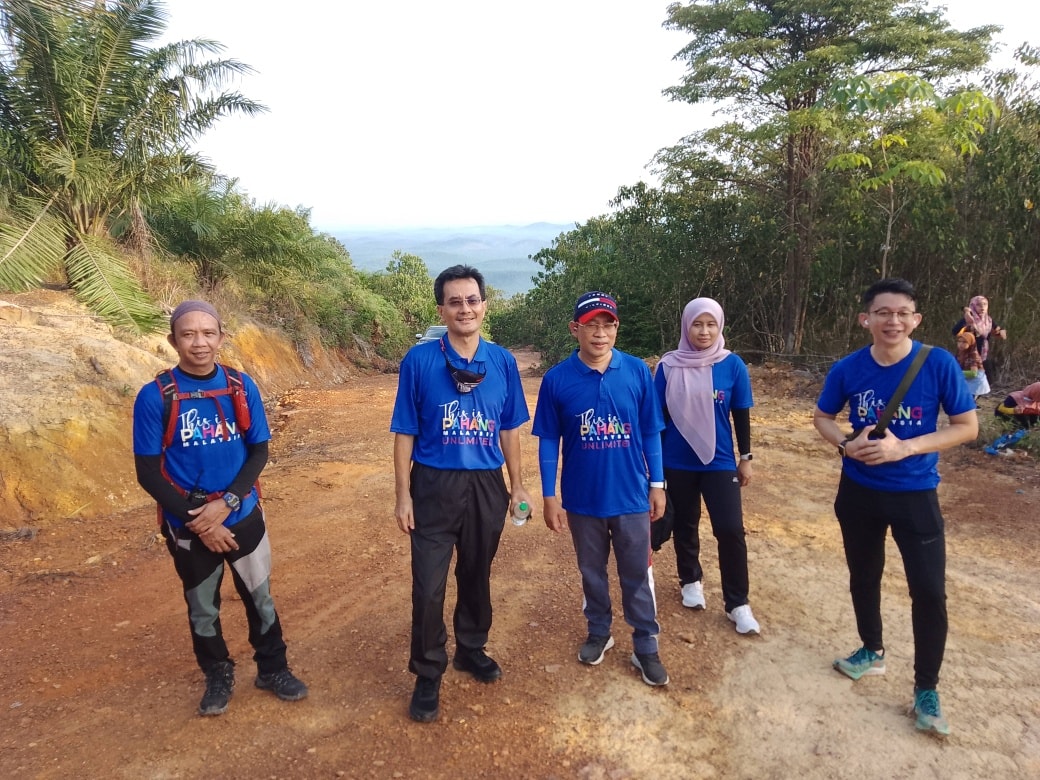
[531, 371, 561, 439]
[643, 431, 664, 483]
[390, 351, 421, 434]
[132, 381, 164, 456]
[817, 358, 849, 416]
[732, 357, 753, 409]
[499, 352, 532, 430]
[538, 437, 560, 497]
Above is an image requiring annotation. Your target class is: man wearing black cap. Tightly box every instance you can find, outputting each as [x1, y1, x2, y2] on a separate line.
[133, 300, 307, 716]
[532, 291, 670, 686]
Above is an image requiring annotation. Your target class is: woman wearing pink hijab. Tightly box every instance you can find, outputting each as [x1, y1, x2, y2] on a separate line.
[951, 295, 1006, 380]
[654, 298, 759, 635]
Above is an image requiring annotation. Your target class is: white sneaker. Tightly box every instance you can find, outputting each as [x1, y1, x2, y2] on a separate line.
[727, 604, 760, 635]
[681, 581, 706, 609]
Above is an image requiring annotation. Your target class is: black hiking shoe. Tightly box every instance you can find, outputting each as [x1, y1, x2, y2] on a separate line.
[255, 668, 309, 701]
[631, 652, 670, 687]
[578, 634, 615, 665]
[452, 648, 502, 682]
[199, 661, 235, 716]
[409, 675, 442, 722]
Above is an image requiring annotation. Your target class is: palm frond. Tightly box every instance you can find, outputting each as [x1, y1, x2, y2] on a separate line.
[64, 234, 164, 332]
[0, 195, 66, 290]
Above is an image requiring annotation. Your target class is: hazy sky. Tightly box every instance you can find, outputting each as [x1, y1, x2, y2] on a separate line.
[159, 1, 1035, 231]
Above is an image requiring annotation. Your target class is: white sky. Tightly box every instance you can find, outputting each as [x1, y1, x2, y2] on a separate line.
[159, 1, 1036, 231]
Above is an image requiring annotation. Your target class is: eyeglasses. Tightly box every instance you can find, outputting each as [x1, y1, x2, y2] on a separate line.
[869, 309, 919, 322]
[575, 321, 619, 333]
[443, 296, 484, 309]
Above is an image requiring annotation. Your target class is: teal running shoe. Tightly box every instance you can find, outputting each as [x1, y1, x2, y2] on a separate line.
[911, 687, 950, 737]
[833, 646, 885, 680]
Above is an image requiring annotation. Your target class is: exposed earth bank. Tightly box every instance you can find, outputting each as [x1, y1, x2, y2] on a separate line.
[1, 294, 1038, 779]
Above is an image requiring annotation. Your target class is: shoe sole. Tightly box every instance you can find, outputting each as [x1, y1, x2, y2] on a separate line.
[254, 679, 309, 701]
[727, 614, 760, 635]
[198, 702, 229, 716]
[409, 705, 440, 723]
[682, 598, 706, 609]
[909, 706, 950, 738]
[451, 657, 502, 683]
[578, 636, 614, 665]
[833, 661, 885, 681]
[630, 653, 669, 687]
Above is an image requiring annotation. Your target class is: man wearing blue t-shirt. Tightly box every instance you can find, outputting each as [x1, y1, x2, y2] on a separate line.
[133, 301, 307, 717]
[813, 278, 977, 738]
[390, 265, 532, 723]
[533, 292, 669, 686]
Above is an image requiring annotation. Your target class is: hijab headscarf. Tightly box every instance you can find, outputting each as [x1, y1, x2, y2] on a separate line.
[955, 329, 976, 353]
[658, 298, 731, 464]
[964, 296, 994, 359]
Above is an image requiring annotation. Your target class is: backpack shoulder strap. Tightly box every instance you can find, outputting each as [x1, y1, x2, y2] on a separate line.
[154, 369, 180, 449]
[873, 344, 933, 435]
[219, 364, 252, 434]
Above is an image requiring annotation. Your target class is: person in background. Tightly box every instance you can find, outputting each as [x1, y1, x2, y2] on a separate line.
[133, 301, 308, 717]
[951, 295, 1006, 380]
[654, 297, 759, 635]
[813, 278, 977, 738]
[390, 265, 532, 723]
[533, 291, 670, 687]
[994, 380, 1040, 429]
[953, 330, 989, 404]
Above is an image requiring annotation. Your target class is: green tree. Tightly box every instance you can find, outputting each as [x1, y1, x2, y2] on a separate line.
[0, 0, 264, 331]
[824, 74, 998, 277]
[663, 0, 996, 352]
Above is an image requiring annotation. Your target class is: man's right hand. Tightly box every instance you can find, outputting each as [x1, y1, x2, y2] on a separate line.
[542, 496, 567, 533]
[395, 496, 415, 534]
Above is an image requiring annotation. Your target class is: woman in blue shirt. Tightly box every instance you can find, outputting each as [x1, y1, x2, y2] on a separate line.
[655, 298, 759, 635]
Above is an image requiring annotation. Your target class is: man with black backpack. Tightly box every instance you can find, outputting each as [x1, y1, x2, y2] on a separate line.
[813, 278, 977, 738]
[133, 300, 307, 716]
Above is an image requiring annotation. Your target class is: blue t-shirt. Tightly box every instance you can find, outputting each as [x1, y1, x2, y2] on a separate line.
[816, 341, 975, 492]
[532, 349, 665, 518]
[390, 337, 530, 470]
[133, 366, 271, 527]
[655, 353, 753, 471]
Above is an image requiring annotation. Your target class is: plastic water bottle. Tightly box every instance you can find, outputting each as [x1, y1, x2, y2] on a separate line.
[512, 501, 531, 527]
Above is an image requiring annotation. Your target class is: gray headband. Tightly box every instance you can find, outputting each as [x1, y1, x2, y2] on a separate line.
[170, 300, 221, 332]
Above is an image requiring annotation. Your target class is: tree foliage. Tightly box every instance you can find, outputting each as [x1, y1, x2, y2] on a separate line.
[0, 0, 264, 331]
[661, 0, 997, 352]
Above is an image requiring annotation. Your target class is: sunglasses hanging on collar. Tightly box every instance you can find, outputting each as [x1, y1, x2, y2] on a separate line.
[441, 337, 486, 393]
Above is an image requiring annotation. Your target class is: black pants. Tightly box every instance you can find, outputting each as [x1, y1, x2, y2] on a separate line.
[665, 468, 750, 613]
[834, 475, 947, 690]
[408, 463, 508, 680]
[162, 507, 288, 675]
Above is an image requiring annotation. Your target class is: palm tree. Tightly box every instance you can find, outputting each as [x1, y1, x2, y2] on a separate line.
[0, 0, 265, 331]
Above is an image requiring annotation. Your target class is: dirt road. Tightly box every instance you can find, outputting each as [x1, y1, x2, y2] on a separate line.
[1, 358, 1038, 779]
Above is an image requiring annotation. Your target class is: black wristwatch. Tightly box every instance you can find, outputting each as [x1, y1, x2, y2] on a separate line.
[222, 492, 241, 511]
[837, 441, 847, 458]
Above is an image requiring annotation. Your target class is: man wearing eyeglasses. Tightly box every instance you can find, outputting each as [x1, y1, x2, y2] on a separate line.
[532, 291, 670, 687]
[813, 278, 977, 738]
[390, 264, 532, 723]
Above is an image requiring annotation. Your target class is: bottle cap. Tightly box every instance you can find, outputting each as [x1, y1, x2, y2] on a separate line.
[518, 501, 529, 511]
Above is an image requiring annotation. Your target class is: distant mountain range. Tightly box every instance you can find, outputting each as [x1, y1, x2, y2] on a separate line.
[333, 223, 572, 296]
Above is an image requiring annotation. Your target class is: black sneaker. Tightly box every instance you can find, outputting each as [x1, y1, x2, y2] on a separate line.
[578, 634, 615, 665]
[631, 652, 670, 686]
[409, 675, 442, 722]
[452, 648, 502, 683]
[199, 661, 235, 716]
[255, 668, 309, 701]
